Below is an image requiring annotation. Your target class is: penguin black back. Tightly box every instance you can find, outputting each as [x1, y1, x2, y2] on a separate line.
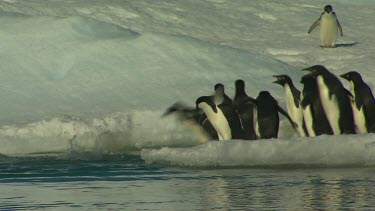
[255, 91, 280, 139]
[233, 80, 257, 140]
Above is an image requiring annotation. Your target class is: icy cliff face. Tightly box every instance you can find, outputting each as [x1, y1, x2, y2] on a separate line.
[0, 12, 298, 155]
[0, 13, 298, 123]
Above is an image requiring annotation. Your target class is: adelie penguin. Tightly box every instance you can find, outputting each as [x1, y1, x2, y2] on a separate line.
[196, 83, 244, 140]
[163, 102, 219, 141]
[308, 5, 343, 48]
[254, 91, 297, 139]
[303, 65, 355, 135]
[340, 71, 375, 133]
[273, 75, 307, 137]
[300, 74, 333, 136]
[233, 79, 257, 140]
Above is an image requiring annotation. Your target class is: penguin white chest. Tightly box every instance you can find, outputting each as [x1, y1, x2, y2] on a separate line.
[198, 102, 232, 140]
[302, 104, 315, 137]
[320, 13, 338, 47]
[349, 82, 368, 133]
[284, 85, 305, 137]
[253, 105, 260, 139]
[317, 76, 341, 134]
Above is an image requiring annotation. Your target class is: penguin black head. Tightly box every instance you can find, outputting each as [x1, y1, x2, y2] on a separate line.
[235, 79, 245, 89]
[257, 91, 278, 105]
[324, 5, 333, 13]
[214, 83, 224, 92]
[300, 74, 316, 85]
[340, 71, 362, 82]
[258, 91, 272, 98]
[272, 75, 292, 86]
[235, 79, 246, 92]
[195, 96, 211, 109]
[302, 65, 330, 76]
[214, 83, 225, 96]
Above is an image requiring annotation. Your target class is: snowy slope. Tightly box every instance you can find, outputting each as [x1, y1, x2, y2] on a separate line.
[0, 0, 374, 161]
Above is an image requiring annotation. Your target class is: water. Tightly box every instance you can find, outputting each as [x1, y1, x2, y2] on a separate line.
[1, 154, 374, 210]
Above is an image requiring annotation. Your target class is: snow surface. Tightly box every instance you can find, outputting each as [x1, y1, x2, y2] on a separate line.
[0, 0, 374, 166]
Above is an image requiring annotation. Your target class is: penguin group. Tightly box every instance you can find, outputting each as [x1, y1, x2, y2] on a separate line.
[280, 65, 375, 137]
[164, 65, 375, 141]
[164, 80, 297, 141]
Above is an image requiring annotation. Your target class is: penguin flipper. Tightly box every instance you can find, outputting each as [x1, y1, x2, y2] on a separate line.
[211, 104, 218, 113]
[277, 105, 298, 129]
[333, 12, 343, 36]
[300, 96, 311, 109]
[344, 89, 354, 98]
[337, 19, 343, 36]
[308, 16, 322, 34]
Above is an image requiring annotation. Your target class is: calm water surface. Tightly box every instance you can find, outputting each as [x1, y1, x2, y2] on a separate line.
[0, 154, 374, 210]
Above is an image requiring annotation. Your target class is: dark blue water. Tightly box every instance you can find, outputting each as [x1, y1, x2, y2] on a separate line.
[1, 153, 375, 210]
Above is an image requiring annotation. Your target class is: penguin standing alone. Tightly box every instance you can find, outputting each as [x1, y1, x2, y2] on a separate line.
[273, 75, 307, 137]
[303, 65, 355, 135]
[340, 71, 375, 133]
[233, 79, 257, 140]
[300, 74, 333, 136]
[308, 5, 343, 48]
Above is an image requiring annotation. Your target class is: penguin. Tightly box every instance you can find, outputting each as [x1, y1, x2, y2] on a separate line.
[254, 91, 297, 139]
[196, 83, 244, 140]
[300, 74, 333, 136]
[233, 79, 257, 140]
[273, 75, 307, 137]
[340, 71, 375, 133]
[302, 65, 355, 135]
[163, 102, 219, 140]
[308, 5, 343, 48]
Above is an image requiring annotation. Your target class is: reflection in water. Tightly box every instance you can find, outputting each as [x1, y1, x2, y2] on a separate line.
[184, 168, 375, 210]
[0, 156, 374, 210]
[302, 171, 375, 210]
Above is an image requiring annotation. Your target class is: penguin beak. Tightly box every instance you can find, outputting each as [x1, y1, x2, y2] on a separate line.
[301, 67, 319, 76]
[340, 74, 349, 81]
[272, 75, 282, 84]
[302, 67, 313, 72]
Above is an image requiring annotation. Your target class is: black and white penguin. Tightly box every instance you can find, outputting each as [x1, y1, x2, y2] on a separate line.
[300, 74, 333, 136]
[308, 5, 343, 48]
[196, 83, 244, 140]
[254, 91, 297, 139]
[163, 102, 219, 140]
[340, 71, 375, 133]
[303, 65, 355, 135]
[273, 75, 307, 137]
[233, 79, 257, 140]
